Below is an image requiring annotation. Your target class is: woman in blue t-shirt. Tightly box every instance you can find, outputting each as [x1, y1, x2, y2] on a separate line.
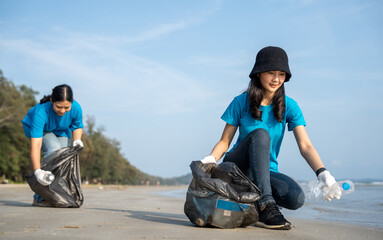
[200, 46, 341, 230]
[22, 84, 84, 206]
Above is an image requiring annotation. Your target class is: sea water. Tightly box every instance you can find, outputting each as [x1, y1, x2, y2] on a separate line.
[158, 181, 383, 228]
[284, 182, 383, 228]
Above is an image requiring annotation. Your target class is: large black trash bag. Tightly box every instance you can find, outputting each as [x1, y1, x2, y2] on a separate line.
[184, 161, 262, 229]
[26, 146, 84, 208]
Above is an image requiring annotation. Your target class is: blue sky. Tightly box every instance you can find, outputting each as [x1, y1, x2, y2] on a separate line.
[0, 0, 382, 181]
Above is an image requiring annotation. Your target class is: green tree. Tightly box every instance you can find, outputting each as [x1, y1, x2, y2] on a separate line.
[0, 70, 38, 181]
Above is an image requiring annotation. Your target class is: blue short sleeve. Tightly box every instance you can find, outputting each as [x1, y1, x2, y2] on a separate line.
[30, 109, 47, 138]
[221, 97, 243, 127]
[69, 100, 84, 131]
[22, 103, 47, 138]
[286, 97, 306, 131]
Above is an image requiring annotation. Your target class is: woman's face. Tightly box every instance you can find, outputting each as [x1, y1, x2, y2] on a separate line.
[52, 100, 72, 116]
[258, 71, 286, 95]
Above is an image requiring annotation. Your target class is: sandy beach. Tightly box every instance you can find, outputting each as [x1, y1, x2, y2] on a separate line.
[0, 184, 382, 240]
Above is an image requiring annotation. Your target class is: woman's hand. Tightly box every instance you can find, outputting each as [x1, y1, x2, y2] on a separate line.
[318, 170, 342, 201]
[317, 170, 336, 186]
[34, 169, 54, 186]
[200, 156, 216, 164]
[73, 139, 83, 147]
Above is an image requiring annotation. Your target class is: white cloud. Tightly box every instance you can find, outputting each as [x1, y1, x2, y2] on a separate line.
[48, 21, 188, 47]
[0, 0, 227, 118]
[0, 18, 213, 115]
[331, 160, 343, 167]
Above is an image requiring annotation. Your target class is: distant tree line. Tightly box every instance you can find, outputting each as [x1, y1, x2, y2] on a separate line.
[0, 70, 191, 185]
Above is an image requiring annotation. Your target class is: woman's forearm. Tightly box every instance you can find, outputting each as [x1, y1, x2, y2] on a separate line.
[210, 141, 230, 161]
[72, 128, 83, 141]
[209, 123, 238, 161]
[30, 138, 42, 171]
[293, 125, 325, 173]
[300, 145, 325, 172]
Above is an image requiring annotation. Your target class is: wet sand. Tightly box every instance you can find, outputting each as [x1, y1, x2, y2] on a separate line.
[0, 184, 382, 240]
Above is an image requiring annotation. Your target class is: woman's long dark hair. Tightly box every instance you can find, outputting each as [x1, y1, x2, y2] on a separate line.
[247, 76, 285, 122]
[40, 84, 74, 104]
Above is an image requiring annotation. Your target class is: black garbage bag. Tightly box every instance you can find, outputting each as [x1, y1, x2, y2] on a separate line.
[26, 146, 84, 208]
[184, 161, 262, 229]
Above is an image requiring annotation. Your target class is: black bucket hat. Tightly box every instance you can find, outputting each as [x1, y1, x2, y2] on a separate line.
[249, 46, 292, 82]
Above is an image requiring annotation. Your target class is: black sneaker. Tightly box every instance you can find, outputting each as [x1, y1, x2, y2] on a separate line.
[255, 203, 291, 230]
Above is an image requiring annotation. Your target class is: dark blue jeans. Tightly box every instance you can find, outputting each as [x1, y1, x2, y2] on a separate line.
[223, 128, 304, 210]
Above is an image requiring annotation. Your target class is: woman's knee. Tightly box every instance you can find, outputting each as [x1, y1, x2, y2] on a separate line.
[274, 187, 305, 210]
[271, 172, 305, 210]
[248, 128, 271, 144]
[285, 188, 305, 210]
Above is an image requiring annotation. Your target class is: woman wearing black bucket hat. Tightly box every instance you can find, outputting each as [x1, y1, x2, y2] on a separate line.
[200, 46, 341, 230]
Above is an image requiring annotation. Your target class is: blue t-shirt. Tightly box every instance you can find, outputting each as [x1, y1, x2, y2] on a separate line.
[22, 100, 84, 139]
[221, 93, 306, 172]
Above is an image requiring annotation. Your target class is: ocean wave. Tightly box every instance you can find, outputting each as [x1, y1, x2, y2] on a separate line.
[354, 181, 383, 186]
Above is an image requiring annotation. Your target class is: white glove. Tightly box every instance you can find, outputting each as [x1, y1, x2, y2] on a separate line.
[34, 169, 54, 186]
[200, 155, 216, 164]
[318, 170, 341, 201]
[73, 139, 84, 148]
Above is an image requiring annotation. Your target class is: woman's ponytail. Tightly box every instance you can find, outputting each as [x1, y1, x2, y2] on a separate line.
[39, 95, 51, 103]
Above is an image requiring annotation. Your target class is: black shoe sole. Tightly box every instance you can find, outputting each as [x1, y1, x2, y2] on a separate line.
[255, 221, 292, 230]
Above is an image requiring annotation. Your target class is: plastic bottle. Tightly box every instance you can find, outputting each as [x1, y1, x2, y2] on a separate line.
[44, 173, 55, 183]
[305, 179, 354, 200]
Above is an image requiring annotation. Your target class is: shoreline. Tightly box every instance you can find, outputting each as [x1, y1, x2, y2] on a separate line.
[1, 184, 382, 240]
[157, 184, 383, 229]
